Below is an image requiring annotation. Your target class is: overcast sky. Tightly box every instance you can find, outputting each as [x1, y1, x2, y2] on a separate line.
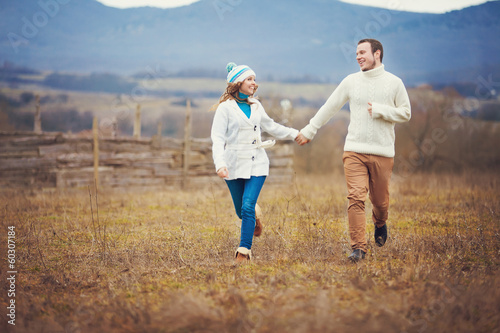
[96, 0, 494, 13]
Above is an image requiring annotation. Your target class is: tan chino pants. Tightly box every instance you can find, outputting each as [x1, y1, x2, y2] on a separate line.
[343, 151, 394, 252]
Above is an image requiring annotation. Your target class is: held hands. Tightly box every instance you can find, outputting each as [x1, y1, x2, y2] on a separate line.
[217, 167, 229, 179]
[295, 132, 310, 146]
[218, 132, 310, 177]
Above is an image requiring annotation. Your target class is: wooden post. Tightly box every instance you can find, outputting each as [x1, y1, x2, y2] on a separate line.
[157, 121, 162, 138]
[182, 99, 192, 188]
[280, 99, 293, 169]
[280, 99, 292, 125]
[156, 121, 162, 147]
[93, 117, 99, 189]
[133, 104, 141, 138]
[112, 116, 117, 138]
[152, 121, 162, 149]
[34, 94, 41, 133]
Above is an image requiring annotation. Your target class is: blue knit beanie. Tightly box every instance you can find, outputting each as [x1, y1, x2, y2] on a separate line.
[226, 62, 256, 83]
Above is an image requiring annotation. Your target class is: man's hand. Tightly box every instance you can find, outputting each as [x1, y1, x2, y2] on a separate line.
[217, 167, 229, 179]
[295, 132, 310, 146]
[368, 102, 373, 117]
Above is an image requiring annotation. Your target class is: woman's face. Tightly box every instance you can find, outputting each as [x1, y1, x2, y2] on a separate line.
[239, 75, 256, 96]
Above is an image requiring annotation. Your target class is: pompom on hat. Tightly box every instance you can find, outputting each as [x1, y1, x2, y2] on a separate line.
[226, 62, 256, 83]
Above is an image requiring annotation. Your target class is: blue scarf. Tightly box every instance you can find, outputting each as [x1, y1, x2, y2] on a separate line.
[236, 92, 251, 118]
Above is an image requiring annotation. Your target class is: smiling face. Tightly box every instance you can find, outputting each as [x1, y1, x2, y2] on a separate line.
[356, 42, 381, 72]
[239, 75, 256, 96]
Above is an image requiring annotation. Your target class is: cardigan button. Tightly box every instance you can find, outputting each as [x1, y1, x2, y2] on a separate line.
[254, 126, 257, 131]
[252, 156, 255, 161]
[252, 140, 256, 144]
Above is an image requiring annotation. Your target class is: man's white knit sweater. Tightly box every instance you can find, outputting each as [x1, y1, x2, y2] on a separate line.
[301, 64, 411, 158]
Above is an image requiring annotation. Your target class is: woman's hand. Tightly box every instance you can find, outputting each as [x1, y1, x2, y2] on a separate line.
[295, 132, 310, 146]
[217, 167, 229, 179]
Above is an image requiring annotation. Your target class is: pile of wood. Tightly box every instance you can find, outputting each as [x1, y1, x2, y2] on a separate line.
[0, 131, 294, 189]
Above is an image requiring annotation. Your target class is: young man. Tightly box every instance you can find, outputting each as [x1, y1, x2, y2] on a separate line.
[295, 39, 411, 261]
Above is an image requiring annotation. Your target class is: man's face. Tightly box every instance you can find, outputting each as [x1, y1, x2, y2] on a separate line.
[356, 42, 379, 72]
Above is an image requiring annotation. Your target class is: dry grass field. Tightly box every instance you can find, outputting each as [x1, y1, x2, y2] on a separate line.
[0, 172, 498, 333]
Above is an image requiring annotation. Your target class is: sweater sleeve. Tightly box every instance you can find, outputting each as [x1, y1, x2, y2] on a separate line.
[371, 79, 411, 123]
[210, 105, 228, 172]
[300, 78, 350, 140]
[259, 104, 299, 140]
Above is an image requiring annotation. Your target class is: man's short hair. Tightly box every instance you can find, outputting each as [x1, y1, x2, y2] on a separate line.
[358, 39, 384, 62]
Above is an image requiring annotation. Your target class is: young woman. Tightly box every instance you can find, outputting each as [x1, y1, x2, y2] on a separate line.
[211, 62, 299, 263]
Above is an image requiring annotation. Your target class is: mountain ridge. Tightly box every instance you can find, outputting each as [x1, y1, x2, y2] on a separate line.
[0, 0, 499, 85]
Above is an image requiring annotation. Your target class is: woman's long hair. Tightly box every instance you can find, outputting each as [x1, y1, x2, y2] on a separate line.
[210, 81, 259, 111]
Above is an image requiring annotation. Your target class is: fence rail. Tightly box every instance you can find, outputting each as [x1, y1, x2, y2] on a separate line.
[0, 98, 295, 190]
[0, 131, 294, 190]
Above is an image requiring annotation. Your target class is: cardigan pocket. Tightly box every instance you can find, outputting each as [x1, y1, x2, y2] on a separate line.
[238, 125, 258, 145]
[234, 150, 254, 178]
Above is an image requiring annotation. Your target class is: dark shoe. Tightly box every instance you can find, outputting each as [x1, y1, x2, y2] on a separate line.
[348, 249, 366, 262]
[374, 224, 387, 247]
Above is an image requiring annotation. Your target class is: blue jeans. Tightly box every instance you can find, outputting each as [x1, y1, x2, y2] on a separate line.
[225, 176, 266, 250]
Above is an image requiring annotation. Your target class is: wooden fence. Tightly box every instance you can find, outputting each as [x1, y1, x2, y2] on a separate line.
[0, 98, 295, 190]
[0, 131, 294, 190]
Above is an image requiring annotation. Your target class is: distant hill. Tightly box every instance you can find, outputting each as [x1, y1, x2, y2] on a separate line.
[0, 0, 499, 86]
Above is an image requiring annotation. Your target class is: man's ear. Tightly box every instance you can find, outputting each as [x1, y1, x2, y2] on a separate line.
[374, 50, 381, 61]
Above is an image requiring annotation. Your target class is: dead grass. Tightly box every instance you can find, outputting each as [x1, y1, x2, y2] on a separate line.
[0, 172, 499, 332]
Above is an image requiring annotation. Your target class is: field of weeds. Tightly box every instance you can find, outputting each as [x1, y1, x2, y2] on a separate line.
[0, 172, 499, 333]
